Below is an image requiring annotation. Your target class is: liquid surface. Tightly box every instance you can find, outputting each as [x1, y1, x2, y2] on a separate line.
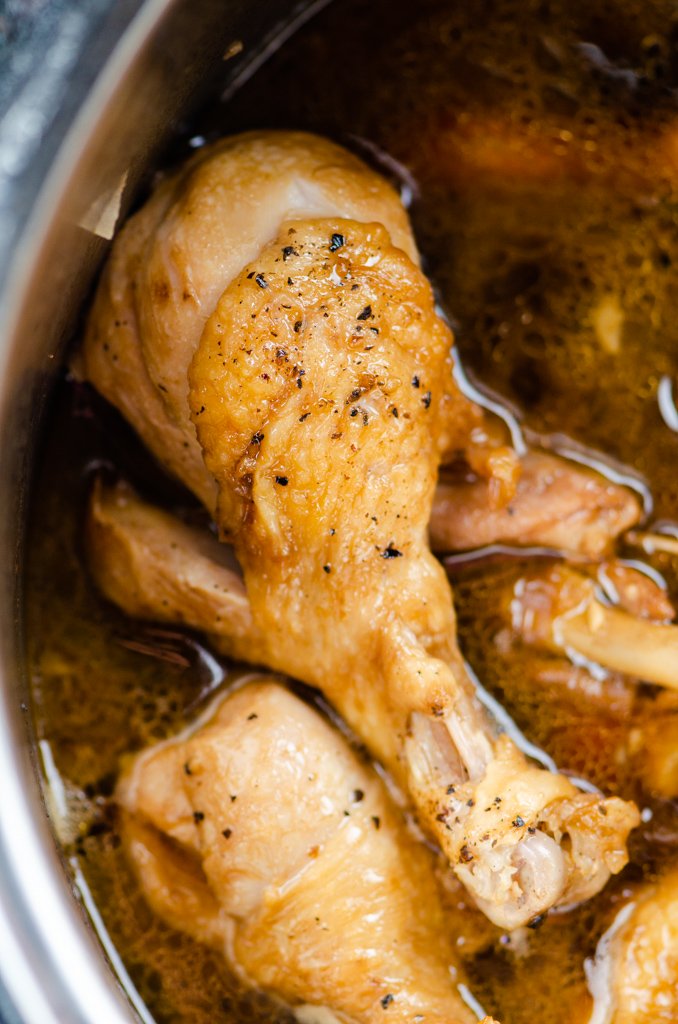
[26, 0, 678, 1021]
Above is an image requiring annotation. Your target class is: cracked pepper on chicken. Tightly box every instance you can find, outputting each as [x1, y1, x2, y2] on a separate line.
[79, 131, 639, 943]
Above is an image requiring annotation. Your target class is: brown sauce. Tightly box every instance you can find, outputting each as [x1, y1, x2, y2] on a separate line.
[26, 0, 678, 1020]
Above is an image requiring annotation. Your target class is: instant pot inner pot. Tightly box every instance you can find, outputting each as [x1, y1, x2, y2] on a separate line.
[0, 3, 317, 1021]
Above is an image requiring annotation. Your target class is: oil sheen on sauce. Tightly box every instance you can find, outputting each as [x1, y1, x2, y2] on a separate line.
[26, 0, 678, 1021]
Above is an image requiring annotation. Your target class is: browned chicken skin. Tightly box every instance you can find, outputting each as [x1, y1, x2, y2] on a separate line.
[585, 866, 678, 1023]
[83, 132, 639, 929]
[78, 130, 638, 558]
[118, 680, 484, 1024]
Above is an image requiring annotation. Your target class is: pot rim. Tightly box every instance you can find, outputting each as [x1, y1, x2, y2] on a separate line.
[0, 3, 175, 1021]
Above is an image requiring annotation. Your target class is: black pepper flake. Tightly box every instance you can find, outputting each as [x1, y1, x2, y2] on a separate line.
[255, 273, 268, 289]
[183, 762, 192, 776]
[247, 712, 258, 721]
[527, 914, 545, 930]
[512, 816, 526, 828]
[275, 348, 287, 358]
[446, 784, 456, 795]
[222, 828, 232, 839]
[329, 233, 345, 251]
[380, 995, 394, 1009]
[370, 326, 379, 334]
[193, 811, 205, 823]
[297, 377, 304, 389]
[459, 845, 474, 863]
[466, 799, 475, 808]
[294, 320, 302, 333]
[353, 789, 364, 802]
[282, 245, 297, 260]
[392, 407, 398, 417]
[493, 796, 502, 805]
[422, 391, 432, 409]
[246, 271, 255, 279]
[527, 826, 536, 834]
[329, 528, 336, 536]
[412, 375, 420, 388]
[381, 543, 403, 559]
[357, 304, 372, 321]
[230, 795, 237, 803]
[350, 408, 359, 418]
[598, 804, 608, 816]
[323, 564, 331, 574]
[299, 412, 310, 422]
[371, 816, 381, 830]
[250, 431, 264, 445]
[275, 476, 289, 486]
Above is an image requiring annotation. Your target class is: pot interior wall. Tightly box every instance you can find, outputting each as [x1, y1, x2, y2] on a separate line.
[0, 3, 319, 1021]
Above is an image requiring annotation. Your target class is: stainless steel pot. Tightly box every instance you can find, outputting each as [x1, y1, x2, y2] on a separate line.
[0, 3, 319, 1020]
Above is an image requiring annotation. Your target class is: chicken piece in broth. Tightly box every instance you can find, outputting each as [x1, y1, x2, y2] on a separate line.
[509, 564, 678, 690]
[117, 680, 489, 1024]
[81, 131, 639, 928]
[433, 451, 640, 559]
[585, 866, 678, 1024]
[78, 130, 637, 558]
[188, 213, 637, 928]
[78, 131, 426, 513]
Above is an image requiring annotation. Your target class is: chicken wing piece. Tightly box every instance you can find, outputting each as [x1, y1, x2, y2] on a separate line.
[433, 452, 640, 558]
[585, 867, 678, 1024]
[182, 217, 636, 929]
[117, 679, 487, 1024]
[510, 563, 678, 689]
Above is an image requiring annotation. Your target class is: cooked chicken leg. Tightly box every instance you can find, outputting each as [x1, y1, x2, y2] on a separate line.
[78, 130, 638, 557]
[185, 215, 636, 929]
[585, 866, 678, 1023]
[117, 680, 488, 1024]
[82, 133, 638, 927]
[510, 564, 678, 690]
[89, 217, 636, 929]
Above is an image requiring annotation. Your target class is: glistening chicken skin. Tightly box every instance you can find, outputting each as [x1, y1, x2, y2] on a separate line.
[182, 215, 636, 930]
[76, 130, 470, 515]
[78, 130, 638, 559]
[81, 131, 638, 929]
[117, 680, 485, 1024]
[586, 866, 678, 1023]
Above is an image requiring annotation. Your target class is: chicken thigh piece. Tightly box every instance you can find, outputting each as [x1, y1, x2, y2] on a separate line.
[185, 217, 637, 929]
[585, 867, 678, 1024]
[117, 680, 486, 1024]
[78, 128, 638, 558]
